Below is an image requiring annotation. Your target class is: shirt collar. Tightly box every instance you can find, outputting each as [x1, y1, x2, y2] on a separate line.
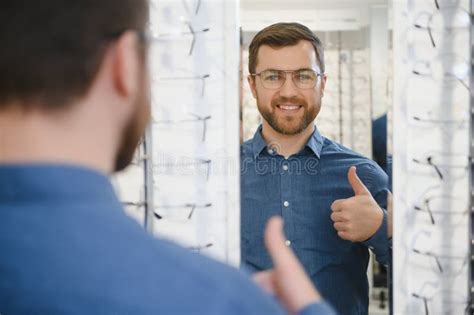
[305, 126, 324, 159]
[250, 124, 324, 159]
[250, 125, 269, 159]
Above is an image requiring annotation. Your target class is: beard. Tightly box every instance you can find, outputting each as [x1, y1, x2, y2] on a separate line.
[113, 77, 151, 172]
[257, 95, 319, 135]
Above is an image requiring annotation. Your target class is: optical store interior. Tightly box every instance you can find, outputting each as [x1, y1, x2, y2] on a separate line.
[0, 0, 472, 315]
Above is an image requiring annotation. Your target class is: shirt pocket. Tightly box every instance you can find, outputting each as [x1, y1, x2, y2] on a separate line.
[293, 206, 356, 254]
[293, 179, 356, 254]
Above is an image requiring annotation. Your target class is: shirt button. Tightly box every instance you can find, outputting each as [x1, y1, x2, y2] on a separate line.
[282, 164, 289, 171]
[285, 240, 291, 246]
[283, 201, 290, 207]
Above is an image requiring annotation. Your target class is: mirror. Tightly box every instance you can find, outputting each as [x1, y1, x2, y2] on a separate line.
[239, 1, 392, 314]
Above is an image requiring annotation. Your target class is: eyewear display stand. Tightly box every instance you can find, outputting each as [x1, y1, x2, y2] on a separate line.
[114, 0, 241, 267]
[393, 0, 472, 314]
[469, 0, 474, 312]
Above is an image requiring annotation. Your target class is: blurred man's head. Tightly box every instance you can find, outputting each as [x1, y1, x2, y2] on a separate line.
[0, 0, 150, 172]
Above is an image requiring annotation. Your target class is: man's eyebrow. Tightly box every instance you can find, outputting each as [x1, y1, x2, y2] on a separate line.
[260, 68, 315, 71]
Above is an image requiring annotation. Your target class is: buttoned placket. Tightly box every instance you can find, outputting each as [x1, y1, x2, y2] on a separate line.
[280, 157, 294, 247]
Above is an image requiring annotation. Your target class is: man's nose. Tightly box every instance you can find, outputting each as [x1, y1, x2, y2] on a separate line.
[278, 73, 299, 98]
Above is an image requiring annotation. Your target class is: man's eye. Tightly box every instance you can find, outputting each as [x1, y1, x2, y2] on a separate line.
[264, 74, 281, 81]
[296, 72, 315, 81]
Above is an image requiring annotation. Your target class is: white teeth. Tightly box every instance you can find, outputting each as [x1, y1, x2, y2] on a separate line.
[279, 105, 299, 110]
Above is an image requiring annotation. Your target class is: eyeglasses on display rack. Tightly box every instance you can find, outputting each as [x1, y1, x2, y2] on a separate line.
[186, 24, 210, 56]
[181, 0, 202, 16]
[153, 202, 212, 220]
[155, 74, 210, 97]
[411, 152, 469, 181]
[411, 116, 468, 126]
[411, 247, 469, 277]
[150, 23, 209, 56]
[150, 0, 207, 55]
[151, 0, 202, 16]
[153, 113, 211, 142]
[413, 194, 468, 225]
[411, 54, 470, 91]
[412, 6, 471, 48]
[153, 157, 212, 181]
[407, 114, 469, 147]
[411, 288, 471, 315]
[188, 242, 213, 253]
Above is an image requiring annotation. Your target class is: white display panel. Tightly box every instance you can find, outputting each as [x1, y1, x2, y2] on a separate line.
[393, 0, 471, 314]
[115, 0, 241, 267]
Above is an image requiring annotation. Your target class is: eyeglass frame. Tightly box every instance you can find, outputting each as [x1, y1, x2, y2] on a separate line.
[250, 68, 323, 90]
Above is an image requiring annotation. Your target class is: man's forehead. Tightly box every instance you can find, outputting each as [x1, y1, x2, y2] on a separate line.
[255, 40, 318, 71]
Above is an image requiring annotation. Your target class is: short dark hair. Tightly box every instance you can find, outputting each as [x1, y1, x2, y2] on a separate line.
[0, 0, 149, 109]
[248, 22, 325, 75]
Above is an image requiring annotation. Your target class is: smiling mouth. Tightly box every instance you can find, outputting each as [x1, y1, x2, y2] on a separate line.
[277, 104, 302, 111]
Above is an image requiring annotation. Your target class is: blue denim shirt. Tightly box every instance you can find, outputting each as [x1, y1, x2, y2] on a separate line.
[241, 126, 390, 315]
[0, 164, 336, 315]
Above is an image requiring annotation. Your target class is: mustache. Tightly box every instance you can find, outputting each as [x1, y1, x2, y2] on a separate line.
[271, 96, 307, 107]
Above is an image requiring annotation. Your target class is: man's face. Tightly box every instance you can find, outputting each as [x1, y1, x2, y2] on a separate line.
[114, 64, 151, 172]
[249, 40, 326, 136]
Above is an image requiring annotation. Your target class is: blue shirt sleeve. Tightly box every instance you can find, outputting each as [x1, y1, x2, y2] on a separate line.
[356, 162, 390, 266]
[362, 208, 389, 266]
[299, 301, 338, 315]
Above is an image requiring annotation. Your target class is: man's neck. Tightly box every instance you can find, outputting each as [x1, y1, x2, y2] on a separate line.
[0, 105, 116, 174]
[260, 121, 315, 159]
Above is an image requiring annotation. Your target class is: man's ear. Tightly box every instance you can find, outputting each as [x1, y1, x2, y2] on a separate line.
[319, 74, 328, 97]
[247, 75, 257, 99]
[111, 31, 141, 99]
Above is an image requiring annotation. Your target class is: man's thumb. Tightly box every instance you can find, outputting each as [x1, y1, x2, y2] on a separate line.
[348, 166, 370, 196]
[264, 216, 294, 269]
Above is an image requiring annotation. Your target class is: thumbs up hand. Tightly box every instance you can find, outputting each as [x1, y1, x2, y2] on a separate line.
[330, 166, 384, 242]
[253, 217, 321, 314]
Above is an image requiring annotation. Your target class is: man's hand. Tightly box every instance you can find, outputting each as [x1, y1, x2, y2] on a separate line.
[330, 166, 384, 242]
[253, 216, 321, 314]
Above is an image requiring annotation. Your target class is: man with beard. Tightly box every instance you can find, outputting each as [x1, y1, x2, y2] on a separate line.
[0, 2, 337, 315]
[241, 22, 390, 315]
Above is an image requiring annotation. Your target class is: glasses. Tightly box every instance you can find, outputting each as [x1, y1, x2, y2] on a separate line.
[151, 23, 209, 56]
[154, 202, 212, 220]
[181, 0, 202, 16]
[189, 243, 213, 253]
[412, 7, 471, 48]
[411, 288, 471, 315]
[405, 227, 470, 282]
[153, 157, 212, 181]
[414, 194, 468, 226]
[155, 73, 210, 97]
[251, 69, 322, 90]
[411, 54, 469, 90]
[411, 152, 469, 181]
[152, 113, 211, 142]
[409, 115, 469, 143]
[151, 0, 202, 16]
[186, 24, 209, 56]
[412, 247, 469, 277]
[411, 115, 468, 126]
[412, 293, 430, 315]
